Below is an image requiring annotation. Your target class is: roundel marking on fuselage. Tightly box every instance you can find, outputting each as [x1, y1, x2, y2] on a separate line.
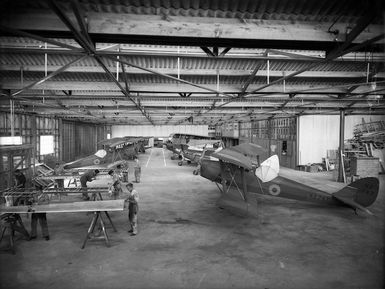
[268, 184, 281, 196]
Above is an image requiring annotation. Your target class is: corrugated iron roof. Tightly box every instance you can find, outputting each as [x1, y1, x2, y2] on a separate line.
[1, 51, 370, 72]
[0, 0, 383, 124]
[9, 0, 381, 23]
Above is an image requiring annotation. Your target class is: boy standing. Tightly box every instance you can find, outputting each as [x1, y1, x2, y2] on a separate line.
[125, 182, 139, 235]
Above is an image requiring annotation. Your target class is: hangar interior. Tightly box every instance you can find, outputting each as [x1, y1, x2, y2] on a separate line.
[0, 1, 384, 289]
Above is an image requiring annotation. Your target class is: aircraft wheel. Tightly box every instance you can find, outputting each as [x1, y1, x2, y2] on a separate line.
[193, 170, 199, 175]
[178, 161, 183, 166]
[187, 160, 191, 164]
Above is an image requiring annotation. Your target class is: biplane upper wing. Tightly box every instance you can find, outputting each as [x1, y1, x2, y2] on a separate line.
[109, 139, 134, 148]
[229, 143, 267, 156]
[211, 148, 253, 170]
[98, 137, 125, 146]
[187, 139, 222, 147]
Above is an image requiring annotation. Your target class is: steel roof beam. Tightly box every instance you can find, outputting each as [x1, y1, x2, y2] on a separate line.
[239, 60, 264, 96]
[47, 0, 153, 124]
[11, 55, 88, 97]
[101, 54, 236, 98]
[246, 7, 380, 97]
[0, 25, 81, 51]
[47, 0, 94, 53]
[69, 0, 94, 47]
[2, 46, 384, 63]
[94, 55, 154, 125]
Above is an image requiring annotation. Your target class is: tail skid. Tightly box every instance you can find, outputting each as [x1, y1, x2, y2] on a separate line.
[332, 177, 379, 215]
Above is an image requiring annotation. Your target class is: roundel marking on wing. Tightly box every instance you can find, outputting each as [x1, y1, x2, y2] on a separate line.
[94, 159, 101, 165]
[268, 184, 281, 196]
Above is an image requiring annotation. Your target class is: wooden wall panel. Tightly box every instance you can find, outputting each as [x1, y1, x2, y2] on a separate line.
[232, 118, 297, 169]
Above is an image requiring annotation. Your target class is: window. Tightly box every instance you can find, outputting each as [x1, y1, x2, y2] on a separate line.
[40, 135, 54, 155]
[282, 140, 287, 155]
[0, 136, 22, 145]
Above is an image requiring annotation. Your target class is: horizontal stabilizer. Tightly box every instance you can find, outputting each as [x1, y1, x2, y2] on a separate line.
[333, 185, 374, 215]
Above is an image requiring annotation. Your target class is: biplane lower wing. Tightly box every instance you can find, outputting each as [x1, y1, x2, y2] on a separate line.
[0, 200, 125, 214]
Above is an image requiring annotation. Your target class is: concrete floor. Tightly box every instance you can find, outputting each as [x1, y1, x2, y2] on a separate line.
[1, 147, 384, 289]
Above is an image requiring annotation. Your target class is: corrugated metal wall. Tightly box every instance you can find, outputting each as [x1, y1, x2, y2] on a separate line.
[62, 121, 110, 162]
[112, 125, 208, 138]
[298, 115, 385, 165]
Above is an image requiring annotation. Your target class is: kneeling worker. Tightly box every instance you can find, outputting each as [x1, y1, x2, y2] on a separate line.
[80, 169, 100, 200]
[108, 169, 122, 200]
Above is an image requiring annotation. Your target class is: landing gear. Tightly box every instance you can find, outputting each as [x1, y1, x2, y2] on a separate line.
[178, 161, 183, 166]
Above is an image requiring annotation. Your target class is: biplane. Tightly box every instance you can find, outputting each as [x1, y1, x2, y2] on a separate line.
[177, 139, 224, 167]
[199, 143, 379, 216]
[166, 133, 221, 162]
[62, 136, 147, 170]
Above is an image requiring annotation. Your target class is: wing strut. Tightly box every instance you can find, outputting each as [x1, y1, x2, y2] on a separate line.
[219, 161, 246, 201]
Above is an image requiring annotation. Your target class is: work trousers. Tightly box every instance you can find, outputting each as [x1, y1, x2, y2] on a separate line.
[81, 182, 89, 199]
[128, 203, 138, 234]
[110, 187, 122, 200]
[31, 213, 49, 238]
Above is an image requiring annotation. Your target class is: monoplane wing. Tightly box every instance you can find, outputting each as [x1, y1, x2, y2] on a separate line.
[211, 148, 253, 170]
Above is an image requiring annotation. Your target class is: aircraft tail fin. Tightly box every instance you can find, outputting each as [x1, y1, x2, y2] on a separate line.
[255, 155, 280, 183]
[332, 177, 379, 215]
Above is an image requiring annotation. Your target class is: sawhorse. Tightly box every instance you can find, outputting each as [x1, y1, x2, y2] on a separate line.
[0, 213, 30, 254]
[81, 192, 117, 249]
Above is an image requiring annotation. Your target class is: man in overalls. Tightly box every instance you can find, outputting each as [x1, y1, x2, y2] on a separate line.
[126, 182, 139, 235]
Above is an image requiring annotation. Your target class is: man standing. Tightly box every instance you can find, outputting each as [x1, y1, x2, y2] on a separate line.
[133, 156, 141, 183]
[14, 169, 26, 189]
[126, 182, 139, 235]
[14, 169, 27, 205]
[80, 169, 100, 200]
[10, 170, 31, 241]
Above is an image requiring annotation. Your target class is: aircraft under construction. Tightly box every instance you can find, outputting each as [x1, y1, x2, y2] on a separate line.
[63, 136, 148, 169]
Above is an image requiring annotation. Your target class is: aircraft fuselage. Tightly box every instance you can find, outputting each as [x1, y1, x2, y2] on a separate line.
[200, 159, 342, 207]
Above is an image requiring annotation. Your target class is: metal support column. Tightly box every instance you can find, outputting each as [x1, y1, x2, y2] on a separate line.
[338, 109, 346, 182]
